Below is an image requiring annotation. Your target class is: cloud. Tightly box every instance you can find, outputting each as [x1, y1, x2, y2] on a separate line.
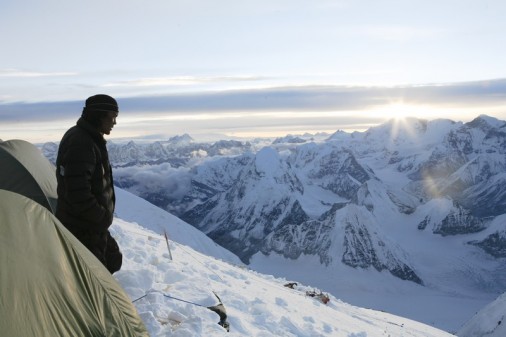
[387, 79, 506, 106]
[116, 78, 506, 114]
[1, 79, 505, 115]
[114, 164, 192, 204]
[0, 68, 77, 78]
[103, 75, 269, 88]
[357, 25, 442, 42]
[0, 100, 82, 122]
[1, 78, 505, 135]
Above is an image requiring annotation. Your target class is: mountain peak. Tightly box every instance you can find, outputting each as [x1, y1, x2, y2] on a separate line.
[255, 147, 281, 176]
[168, 133, 194, 144]
[467, 114, 505, 129]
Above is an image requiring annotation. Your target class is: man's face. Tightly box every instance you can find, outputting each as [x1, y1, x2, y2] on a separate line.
[99, 111, 118, 135]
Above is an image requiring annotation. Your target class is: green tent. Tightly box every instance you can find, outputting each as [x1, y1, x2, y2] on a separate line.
[0, 139, 57, 213]
[0, 140, 148, 336]
[0, 190, 149, 337]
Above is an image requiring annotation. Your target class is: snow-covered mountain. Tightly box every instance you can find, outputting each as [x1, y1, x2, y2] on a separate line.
[42, 133, 256, 168]
[42, 115, 506, 333]
[113, 187, 455, 336]
[458, 291, 506, 337]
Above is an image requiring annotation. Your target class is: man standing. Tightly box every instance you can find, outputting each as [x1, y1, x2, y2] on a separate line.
[56, 94, 122, 274]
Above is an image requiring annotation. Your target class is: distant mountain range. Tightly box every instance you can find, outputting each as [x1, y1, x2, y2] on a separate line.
[42, 115, 506, 331]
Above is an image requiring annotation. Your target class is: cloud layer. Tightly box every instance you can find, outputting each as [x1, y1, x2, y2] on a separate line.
[2, 78, 506, 121]
[1, 78, 506, 143]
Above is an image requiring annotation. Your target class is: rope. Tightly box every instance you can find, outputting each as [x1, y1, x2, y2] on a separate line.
[132, 289, 209, 308]
[117, 227, 160, 240]
[132, 293, 149, 304]
[132, 289, 230, 332]
[175, 243, 226, 283]
[161, 293, 207, 307]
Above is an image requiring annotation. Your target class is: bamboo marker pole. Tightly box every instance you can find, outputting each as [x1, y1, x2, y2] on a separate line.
[164, 230, 173, 260]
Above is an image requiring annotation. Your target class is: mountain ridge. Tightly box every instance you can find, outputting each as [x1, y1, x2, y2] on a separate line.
[41, 114, 506, 332]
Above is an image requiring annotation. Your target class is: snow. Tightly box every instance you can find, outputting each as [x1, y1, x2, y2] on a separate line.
[112, 188, 454, 336]
[105, 121, 506, 333]
[255, 146, 281, 176]
[37, 115, 506, 335]
[114, 188, 241, 265]
[475, 114, 504, 129]
[458, 292, 506, 337]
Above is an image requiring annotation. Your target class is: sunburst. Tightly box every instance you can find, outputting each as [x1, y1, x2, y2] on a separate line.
[379, 102, 425, 146]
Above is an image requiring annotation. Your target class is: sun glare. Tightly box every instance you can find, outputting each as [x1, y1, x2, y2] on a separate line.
[366, 101, 435, 146]
[381, 102, 427, 121]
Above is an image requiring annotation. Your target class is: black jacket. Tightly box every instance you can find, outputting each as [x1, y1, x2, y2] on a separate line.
[56, 118, 115, 233]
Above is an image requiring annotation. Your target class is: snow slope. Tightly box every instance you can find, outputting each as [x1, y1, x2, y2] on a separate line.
[114, 188, 241, 265]
[111, 188, 454, 337]
[458, 292, 506, 337]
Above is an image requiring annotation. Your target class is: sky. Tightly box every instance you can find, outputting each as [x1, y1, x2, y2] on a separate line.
[1, 0, 506, 143]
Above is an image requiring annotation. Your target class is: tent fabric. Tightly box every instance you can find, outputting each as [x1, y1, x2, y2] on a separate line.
[0, 139, 57, 213]
[0, 190, 149, 337]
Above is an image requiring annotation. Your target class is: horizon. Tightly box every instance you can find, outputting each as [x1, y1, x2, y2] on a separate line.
[2, 83, 506, 144]
[8, 111, 501, 146]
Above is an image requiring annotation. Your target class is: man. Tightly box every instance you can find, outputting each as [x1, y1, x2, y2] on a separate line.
[55, 94, 122, 274]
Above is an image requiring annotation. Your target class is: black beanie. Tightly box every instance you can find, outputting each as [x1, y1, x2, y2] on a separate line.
[81, 94, 119, 127]
[84, 94, 119, 113]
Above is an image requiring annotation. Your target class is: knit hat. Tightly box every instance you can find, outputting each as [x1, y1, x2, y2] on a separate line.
[84, 94, 119, 113]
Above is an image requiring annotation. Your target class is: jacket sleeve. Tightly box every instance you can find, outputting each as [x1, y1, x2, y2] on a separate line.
[61, 143, 111, 230]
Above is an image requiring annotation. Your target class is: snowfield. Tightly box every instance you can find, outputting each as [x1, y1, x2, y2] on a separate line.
[111, 188, 454, 337]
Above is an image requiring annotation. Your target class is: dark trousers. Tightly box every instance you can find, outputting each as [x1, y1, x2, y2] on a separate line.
[74, 230, 123, 274]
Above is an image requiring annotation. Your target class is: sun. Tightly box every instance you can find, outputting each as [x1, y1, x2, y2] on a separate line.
[369, 101, 432, 146]
[384, 102, 424, 121]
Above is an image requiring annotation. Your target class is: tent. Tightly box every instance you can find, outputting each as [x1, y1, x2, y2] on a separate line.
[0, 139, 148, 336]
[0, 189, 149, 337]
[0, 139, 57, 213]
